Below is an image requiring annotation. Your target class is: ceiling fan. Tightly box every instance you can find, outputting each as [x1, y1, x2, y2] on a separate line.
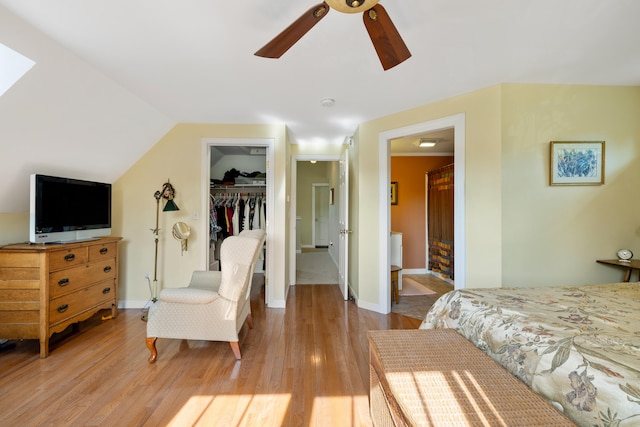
[255, 0, 411, 70]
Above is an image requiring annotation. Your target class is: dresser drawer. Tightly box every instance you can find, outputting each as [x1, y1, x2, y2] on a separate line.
[49, 247, 89, 271]
[89, 242, 117, 262]
[49, 279, 116, 325]
[49, 259, 116, 298]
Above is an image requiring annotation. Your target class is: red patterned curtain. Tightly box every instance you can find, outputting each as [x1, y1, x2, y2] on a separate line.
[427, 164, 454, 279]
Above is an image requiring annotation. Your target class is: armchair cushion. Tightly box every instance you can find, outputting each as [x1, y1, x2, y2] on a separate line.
[218, 264, 252, 302]
[188, 270, 222, 291]
[159, 287, 219, 304]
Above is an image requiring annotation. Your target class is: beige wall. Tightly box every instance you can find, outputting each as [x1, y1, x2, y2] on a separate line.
[355, 86, 503, 307]
[501, 84, 640, 286]
[0, 213, 29, 245]
[113, 123, 289, 307]
[2, 84, 638, 314]
[354, 84, 640, 311]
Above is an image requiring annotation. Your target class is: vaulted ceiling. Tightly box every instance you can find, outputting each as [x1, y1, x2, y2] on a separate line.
[1, 1, 639, 213]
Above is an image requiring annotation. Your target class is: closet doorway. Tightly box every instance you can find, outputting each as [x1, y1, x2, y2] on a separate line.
[201, 138, 275, 306]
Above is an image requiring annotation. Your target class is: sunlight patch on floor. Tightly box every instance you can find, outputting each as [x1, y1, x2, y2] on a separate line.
[311, 395, 369, 427]
[167, 394, 291, 426]
[167, 393, 369, 426]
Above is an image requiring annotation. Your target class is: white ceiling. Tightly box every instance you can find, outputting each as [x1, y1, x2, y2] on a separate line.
[0, 1, 639, 212]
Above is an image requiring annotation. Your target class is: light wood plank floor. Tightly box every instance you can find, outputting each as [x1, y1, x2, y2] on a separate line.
[0, 283, 421, 426]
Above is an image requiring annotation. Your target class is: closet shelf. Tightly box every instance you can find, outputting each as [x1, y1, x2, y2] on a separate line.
[211, 184, 265, 188]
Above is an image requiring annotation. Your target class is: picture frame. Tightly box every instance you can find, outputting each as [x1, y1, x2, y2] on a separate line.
[390, 181, 398, 205]
[549, 141, 605, 186]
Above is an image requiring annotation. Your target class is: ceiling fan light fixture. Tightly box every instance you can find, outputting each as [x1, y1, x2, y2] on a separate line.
[325, 0, 379, 14]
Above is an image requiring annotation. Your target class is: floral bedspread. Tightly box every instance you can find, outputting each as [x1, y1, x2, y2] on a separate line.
[420, 282, 640, 427]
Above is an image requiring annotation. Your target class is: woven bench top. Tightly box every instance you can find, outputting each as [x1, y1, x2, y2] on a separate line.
[368, 329, 576, 426]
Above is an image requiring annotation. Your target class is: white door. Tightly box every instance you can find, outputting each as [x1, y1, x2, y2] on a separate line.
[313, 184, 330, 246]
[338, 149, 349, 300]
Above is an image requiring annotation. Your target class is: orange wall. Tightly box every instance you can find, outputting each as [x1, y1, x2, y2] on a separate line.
[390, 156, 454, 270]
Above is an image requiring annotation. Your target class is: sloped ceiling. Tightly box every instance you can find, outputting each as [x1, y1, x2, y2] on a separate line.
[0, 6, 174, 213]
[1, 1, 639, 213]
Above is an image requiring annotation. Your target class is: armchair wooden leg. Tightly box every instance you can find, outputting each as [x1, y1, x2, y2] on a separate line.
[146, 337, 158, 363]
[246, 313, 254, 329]
[229, 342, 242, 360]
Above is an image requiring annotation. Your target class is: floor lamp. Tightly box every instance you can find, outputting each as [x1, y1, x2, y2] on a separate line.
[151, 180, 179, 302]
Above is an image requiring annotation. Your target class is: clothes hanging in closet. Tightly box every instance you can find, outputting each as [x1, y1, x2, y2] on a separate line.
[209, 192, 265, 241]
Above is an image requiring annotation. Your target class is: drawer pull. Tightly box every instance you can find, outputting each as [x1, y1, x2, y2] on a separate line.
[102, 287, 111, 294]
[100, 248, 108, 255]
[64, 253, 75, 262]
[57, 304, 69, 313]
[104, 266, 112, 273]
[58, 278, 70, 286]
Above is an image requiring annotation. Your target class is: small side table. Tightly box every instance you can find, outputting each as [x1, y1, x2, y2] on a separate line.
[596, 259, 640, 282]
[390, 265, 402, 304]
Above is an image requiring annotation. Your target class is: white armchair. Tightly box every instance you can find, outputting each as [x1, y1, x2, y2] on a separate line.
[146, 230, 266, 362]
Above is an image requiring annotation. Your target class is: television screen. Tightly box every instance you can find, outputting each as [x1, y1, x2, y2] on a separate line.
[30, 174, 112, 243]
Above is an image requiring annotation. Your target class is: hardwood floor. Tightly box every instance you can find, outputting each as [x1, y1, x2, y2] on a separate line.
[0, 282, 420, 426]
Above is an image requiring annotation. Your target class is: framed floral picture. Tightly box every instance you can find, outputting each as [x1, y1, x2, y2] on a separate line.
[550, 141, 605, 186]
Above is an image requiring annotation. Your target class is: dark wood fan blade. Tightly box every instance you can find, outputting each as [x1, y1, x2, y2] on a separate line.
[363, 4, 411, 70]
[255, 2, 330, 58]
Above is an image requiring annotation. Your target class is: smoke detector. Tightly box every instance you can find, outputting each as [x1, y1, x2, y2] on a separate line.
[320, 98, 335, 108]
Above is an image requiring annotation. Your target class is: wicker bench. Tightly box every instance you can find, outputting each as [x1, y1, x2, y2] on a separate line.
[368, 329, 576, 426]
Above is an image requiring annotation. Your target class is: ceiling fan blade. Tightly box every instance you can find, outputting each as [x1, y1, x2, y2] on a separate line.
[362, 4, 411, 70]
[255, 2, 330, 58]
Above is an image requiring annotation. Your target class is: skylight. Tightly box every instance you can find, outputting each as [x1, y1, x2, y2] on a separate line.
[0, 43, 35, 97]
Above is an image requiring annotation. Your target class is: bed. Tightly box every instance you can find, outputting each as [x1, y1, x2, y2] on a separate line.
[420, 282, 640, 427]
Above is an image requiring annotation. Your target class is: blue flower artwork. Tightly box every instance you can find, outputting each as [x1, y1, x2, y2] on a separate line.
[550, 141, 604, 185]
[556, 148, 598, 178]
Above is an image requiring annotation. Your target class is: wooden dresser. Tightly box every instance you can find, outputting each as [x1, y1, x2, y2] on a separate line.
[0, 236, 121, 358]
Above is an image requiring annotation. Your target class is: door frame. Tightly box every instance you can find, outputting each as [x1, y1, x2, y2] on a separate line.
[290, 154, 340, 288]
[378, 113, 466, 313]
[201, 138, 275, 307]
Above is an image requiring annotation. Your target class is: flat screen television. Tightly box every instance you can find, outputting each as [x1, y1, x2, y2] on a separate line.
[29, 174, 112, 244]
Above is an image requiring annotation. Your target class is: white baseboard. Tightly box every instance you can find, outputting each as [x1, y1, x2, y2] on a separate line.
[357, 299, 386, 314]
[119, 300, 150, 309]
[402, 268, 428, 275]
[268, 299, 286, 308]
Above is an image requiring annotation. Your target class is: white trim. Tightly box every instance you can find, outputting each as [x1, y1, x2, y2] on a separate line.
[390, 152, 453, 157]
[118, 300, 147, 309]
[425, 173, 430, 277]
[402, 268, 428, 275]
[202, 138, 275, 307]
[378, 113, 466, 314]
